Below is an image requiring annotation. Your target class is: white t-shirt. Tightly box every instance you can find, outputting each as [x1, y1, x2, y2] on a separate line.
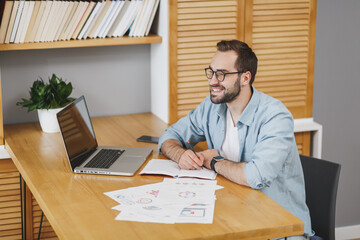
[220, 108, 240, 162]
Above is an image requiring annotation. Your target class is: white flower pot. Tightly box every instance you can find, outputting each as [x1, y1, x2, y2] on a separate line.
[37, 108, 63, 133]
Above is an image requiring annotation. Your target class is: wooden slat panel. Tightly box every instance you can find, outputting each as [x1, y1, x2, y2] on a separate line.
[0, 200, 21, 208]
[178, 81, 208, 88]
[253, 36, 309, 44]
[1, 217, 21, 225]
[255, 74, 307, 82]
[0, 189, 20, 197]
[178, 1, 237, 8]
[254, 0, 309, 3]
[178, 41, 220, 49]
[178, 18, 236, 26]
[178, 6, 236, 14]
[0, 229, 22, 239]
[171, 0, 315, 122]
[178, 23, 237, 32]
[178, 34, 237, 43]
[178, 64, 209, 72]
[0, 177, 19, 185]
[175, 0, 239, 120]
[295, 132, 311, 156]
[258, 63, 308, 71]
[0, 174, 22, 239]
[255, 79, 305, 87]
[253, 19, 309, 27]
[0, 223, 22, 231]
[253, 3, 309, 10]
[178, 86, 209, 94]
[253, 8, 309, 16]
[178, 12, 236, 20]
[0, 163, 21, 240]
[178, 52, 214, 60]
[251, 0, 313, 117]
[0, 195, 21, 202]
[0, 171, 19, 179]
[178, 29, 236, 38]
[253, 14, 309, 22]
[178, 92, 209, 100]
[0, 212, 21, 220]
[259, 57, 307, 65]
[0, 183, 19, 191]
[255, 52, 307, 60]
[178, 59, 211, 66]
[32, 197, 58, 239]
[253, 25, 309, 33]
[0, 206, 21, 214]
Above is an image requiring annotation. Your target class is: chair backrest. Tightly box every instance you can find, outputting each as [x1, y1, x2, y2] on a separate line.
[300, 155, 341, 240]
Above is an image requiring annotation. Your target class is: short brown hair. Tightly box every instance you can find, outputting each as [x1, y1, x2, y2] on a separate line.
[217, 40, 258, 85]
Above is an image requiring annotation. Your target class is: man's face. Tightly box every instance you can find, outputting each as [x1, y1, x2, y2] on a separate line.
[209, 50, 241, 104]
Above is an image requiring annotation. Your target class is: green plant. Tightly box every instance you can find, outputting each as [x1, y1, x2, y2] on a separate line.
[16, 74, 75, 112]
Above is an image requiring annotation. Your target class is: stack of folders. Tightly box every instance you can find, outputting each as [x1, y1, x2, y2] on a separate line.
[0, 0, 160, 44]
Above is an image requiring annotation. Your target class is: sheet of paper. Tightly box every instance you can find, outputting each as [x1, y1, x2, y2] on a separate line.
[104, 177, 223, 224]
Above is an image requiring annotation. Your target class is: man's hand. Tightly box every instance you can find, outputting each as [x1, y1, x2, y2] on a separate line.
[161, 139, 203, 170]
[178, 149, 204, 170]
[197, 149, 219, 169]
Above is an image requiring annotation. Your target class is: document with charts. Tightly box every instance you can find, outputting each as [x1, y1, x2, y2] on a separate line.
[104, 178, 223, 224]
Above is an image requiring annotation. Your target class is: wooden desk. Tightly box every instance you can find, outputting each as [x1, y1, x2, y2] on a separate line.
[4, 113, 303, 240]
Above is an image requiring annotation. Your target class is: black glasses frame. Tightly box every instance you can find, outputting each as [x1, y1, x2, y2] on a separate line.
[204, 68, 243, 82]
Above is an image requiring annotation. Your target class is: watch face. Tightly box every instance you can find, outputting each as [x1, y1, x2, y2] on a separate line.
[214, 156, 224, 160]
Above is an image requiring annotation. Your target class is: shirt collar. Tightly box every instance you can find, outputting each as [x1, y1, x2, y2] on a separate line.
[239, 86, 259, 126]
[216, 86, 260, 126]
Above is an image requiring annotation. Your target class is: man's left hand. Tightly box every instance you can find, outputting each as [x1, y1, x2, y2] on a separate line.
[197, 149, 219, 169]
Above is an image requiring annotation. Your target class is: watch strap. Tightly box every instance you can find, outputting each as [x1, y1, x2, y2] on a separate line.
[210, 156, 223, 173]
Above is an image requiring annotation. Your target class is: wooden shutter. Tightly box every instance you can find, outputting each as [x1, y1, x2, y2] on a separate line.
[32, 197, 58, 239]
[0, 159, 22, 240]
[295, 132, 311, 156]
[169, 0, 316, 122]
[247, 0, 316, 118]
[169, 0, 245, 123]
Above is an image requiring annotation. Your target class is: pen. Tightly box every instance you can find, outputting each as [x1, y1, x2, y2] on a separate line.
[186, 141, 203, 169]
[186, 141, 196, 155]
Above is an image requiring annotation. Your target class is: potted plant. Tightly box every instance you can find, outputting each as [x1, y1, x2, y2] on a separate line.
[16, 74, 75, 133]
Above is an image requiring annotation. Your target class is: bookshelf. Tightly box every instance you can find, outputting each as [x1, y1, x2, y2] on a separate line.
[0, 0, 164, 238]
[0, 34, 162, 51]
[0, 33, 162, 240]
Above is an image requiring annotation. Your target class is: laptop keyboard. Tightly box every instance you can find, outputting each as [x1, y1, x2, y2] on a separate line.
[84, 149, 124, 169]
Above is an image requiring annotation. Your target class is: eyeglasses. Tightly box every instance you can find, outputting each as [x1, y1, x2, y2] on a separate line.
[204, 68, 243, 82]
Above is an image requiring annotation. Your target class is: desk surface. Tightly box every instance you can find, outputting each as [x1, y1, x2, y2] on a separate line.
[4, 113, 303, 240]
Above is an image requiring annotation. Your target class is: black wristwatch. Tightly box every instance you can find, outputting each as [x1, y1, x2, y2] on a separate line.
[210, 156, 224, 173]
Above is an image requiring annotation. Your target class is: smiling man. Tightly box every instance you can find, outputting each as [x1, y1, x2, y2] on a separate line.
[158, 40, 312, 239]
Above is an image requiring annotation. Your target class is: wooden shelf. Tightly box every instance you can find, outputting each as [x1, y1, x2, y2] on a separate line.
[0, 34, 162, 51]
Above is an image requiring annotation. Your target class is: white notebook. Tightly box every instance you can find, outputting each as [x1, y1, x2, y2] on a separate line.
[140, 159, 217, 180]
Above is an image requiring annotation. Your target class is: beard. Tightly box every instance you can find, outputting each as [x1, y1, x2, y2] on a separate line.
[210, 77, 241, 104]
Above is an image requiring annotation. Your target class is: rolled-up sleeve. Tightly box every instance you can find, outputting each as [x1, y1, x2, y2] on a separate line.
[158, 99, 209, 153]
[244, 109, 294, 190]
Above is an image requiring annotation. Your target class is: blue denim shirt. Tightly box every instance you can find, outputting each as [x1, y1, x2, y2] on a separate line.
[158, 87, 312, 236]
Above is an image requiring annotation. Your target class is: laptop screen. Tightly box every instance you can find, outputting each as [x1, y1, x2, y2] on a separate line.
[57, 96, 97, 170]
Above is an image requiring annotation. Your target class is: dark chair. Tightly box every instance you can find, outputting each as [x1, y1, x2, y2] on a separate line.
[300, 155, 341, 240]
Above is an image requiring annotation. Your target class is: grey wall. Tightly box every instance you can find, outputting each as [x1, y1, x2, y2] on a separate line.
[0, 44, 151, 124]
[314, 0, 360, 227]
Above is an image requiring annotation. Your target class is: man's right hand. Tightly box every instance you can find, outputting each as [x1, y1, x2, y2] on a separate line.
[178, 149, 204, 170]
[160, 139, 204, 170]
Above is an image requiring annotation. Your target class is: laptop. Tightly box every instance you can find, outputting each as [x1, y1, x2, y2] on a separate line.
[57, 96, 152, 176]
